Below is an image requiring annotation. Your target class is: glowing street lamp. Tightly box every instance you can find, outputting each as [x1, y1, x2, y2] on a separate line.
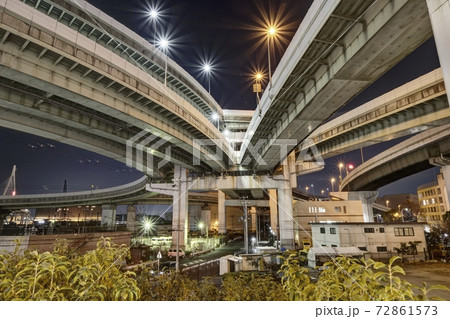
[346, 163, 354, 176]
[338, 162, 344, 182]
[330, 177, 336, 192]
[253, 72, 263, 116]
[148, 8, 159, 46]
[305, 186, 309, 193]
[211, 112, 220, 129]
[158, 38, 170, 86]
[201, 62, 213, 94]
[223, 127, 230, 138]
[267, 26, 276, 89]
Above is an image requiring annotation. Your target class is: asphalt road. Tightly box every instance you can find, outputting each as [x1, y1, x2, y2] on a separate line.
[180, 237, 244, 267]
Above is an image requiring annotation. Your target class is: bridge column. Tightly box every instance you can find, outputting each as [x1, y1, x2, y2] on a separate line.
[172, 165, 188, 249]
[201, 204, 211, 234]
[126, 205, 136, 232]
[427, 0, 450, 104]
[277, 157, 296, 250]
[348, 192, 378, 222]
[101, 204, 116, 227]
[218, 190, 226, 234]
[268, 189, 278, 236]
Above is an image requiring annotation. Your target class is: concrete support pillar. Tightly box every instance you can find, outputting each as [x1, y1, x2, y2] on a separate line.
[126, 205, 136, 232]
[201, 204, 211, 234]
[218, 190, 226, 234]
[269, 189, 278, 235]
[427, 0, 450, 105]
[277, 158, 295, 250]
[101, 204, 116, 227]
[348, 191, 378, 222]
[249, 206, 257, 232]
[441, 166, 450, 210]
[172, 165, 188, 249]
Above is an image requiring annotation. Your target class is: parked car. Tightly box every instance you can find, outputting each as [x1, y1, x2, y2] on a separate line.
[167, 248, 185, 258]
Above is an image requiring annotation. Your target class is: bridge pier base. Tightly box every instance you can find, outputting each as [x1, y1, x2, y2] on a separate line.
[427, 0, 450, 106]
[101, 204, 116, 228]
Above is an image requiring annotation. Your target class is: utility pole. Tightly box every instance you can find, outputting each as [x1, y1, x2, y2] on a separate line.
[241, 197, 250, 254]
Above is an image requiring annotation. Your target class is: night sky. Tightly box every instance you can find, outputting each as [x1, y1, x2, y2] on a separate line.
[0, 0, 444, 196]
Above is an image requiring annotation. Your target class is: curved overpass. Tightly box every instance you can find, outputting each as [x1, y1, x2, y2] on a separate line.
[340, 124, 450, 191]
[298, 68, 449, 160]
[0, 0, 234, 177]
[0, 176, 152, 209]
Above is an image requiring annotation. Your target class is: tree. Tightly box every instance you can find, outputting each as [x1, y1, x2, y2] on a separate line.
[279, 253, 449, 301]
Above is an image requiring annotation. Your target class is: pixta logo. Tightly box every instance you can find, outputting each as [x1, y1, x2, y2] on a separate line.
[126, 129, 171, 175]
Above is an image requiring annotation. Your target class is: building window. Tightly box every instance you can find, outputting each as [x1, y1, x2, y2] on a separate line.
[343, 206, 347, 214]
[320, 227, 325, 234]
[394, 227, 415, 236]
[318, 207, 326, 213]
[358, 247, 367, 251]
[379, 228, 385, 233]
[364, 228, 375, 233]
[377, 246, 388, 252]
[330, 228, 336, 234]
[438, 188, 441, 194]
[439, 197, 443, 203]
[334, 206, 342, 213]
[331, 244, 337, 247]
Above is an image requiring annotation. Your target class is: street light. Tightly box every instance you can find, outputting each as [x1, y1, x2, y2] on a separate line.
[211, 112, 220, 129]
[148, 8, 159, 46]
[158, 37, 170, 86]
[305, 186, 309, 193]
[330, 177, 336, 192]
[310, 184, 315, 196]
[267, 26, 276, 90]
[338, 162, 344, 182]
[346, 163, 354, 176]
[202, 62, 212, 94]
[386, 200, 390, 207]
[253, 72, 263, 116]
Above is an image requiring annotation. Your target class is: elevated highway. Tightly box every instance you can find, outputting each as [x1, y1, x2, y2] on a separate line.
[298, 68, 449, 160]
[0, 0, 233, 178]
[241, 0, 434, 170]
[340, 124, 450, 191]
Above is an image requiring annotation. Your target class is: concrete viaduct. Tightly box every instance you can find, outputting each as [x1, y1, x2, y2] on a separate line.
[2, 0, 450, 250]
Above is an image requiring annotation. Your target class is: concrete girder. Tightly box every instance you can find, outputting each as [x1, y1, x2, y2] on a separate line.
[340, 124, 450, 191]
[241, 0, 432, 170]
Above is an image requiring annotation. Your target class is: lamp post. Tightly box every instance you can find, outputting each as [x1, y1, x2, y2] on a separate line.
[211, 112, 220, 129]
[338, 162, 344, 182]
[310, 184, 315, 197]
[158, 38, 169, 86]
[253, 72, 263, 116]
[267, 26, 276, 90]
[330, 177, 336, 192]
[202, 62, 212, 94]
[148, 8, 159, 46]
